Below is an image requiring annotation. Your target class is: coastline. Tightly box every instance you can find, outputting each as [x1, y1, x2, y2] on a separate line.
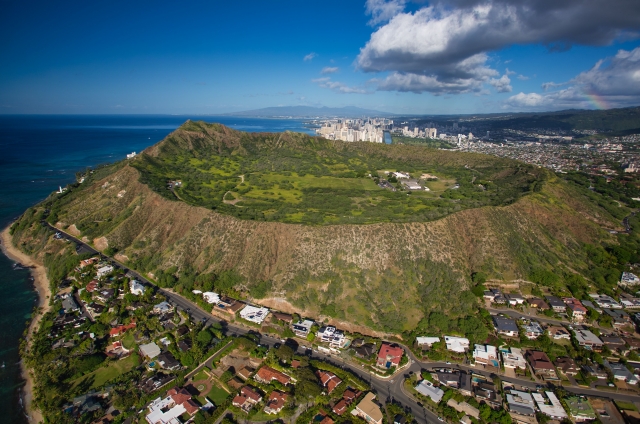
[0, 226, 50, 424]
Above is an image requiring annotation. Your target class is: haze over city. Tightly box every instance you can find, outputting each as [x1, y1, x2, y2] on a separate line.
[1, 0, 640, 115]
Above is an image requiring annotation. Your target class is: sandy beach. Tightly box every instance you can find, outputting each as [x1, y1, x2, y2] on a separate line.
[0, 226, 50, 424]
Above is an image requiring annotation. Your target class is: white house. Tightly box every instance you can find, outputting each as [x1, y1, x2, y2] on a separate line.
[620, 272, 640, 287]
[415, 380, 444, 403]
[416, 337, 440, 348]
[473, 344, 499, 367]
[239, 305, 270, 324]
[202, 292, 220, 304]
[502, 347, 527, 369]
[96, 265, 114, 278]
[130, 280, 145, 296]
[444, 336, 469, 353]
[532, 392, 568, 419]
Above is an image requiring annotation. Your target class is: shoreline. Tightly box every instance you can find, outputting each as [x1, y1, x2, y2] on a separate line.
[0, 226, 50, 424]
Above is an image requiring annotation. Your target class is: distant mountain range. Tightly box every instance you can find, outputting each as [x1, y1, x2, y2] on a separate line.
[225, 105, 394, 118]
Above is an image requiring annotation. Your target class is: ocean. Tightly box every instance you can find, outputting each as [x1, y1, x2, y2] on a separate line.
[0, 115, 315, 423]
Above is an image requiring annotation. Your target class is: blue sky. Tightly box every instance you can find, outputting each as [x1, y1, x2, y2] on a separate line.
[1, 0, 639, 114]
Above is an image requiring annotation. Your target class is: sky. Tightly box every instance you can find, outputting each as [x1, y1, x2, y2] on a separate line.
[1, 0, 640, 115]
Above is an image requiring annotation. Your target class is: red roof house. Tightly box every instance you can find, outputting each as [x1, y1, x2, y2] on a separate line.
[376, 343, 404, 369]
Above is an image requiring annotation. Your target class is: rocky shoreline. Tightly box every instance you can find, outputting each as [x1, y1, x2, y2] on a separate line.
[1, 226, 51, 424]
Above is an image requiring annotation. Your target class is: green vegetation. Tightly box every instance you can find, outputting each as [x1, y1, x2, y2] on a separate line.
[391, 135, 456, 149]
[132, 121, 546, 225]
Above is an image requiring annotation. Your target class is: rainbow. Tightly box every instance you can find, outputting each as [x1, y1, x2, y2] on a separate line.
[583, 89, 611, 110]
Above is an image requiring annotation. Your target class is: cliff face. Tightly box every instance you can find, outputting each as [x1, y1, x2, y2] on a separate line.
[44, 158, 615, 333]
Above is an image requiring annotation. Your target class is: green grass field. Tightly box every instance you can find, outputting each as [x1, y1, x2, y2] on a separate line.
[204, 385, 229, 405]
[70, 354, 138, 390]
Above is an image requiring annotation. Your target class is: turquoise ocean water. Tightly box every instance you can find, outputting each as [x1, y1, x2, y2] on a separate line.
[0, 115, 314, 423]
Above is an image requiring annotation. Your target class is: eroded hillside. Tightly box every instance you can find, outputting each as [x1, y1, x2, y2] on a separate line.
[13, 151, 619, 333]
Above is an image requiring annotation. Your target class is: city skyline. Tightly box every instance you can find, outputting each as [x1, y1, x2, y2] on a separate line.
[1, 0, 639, 115]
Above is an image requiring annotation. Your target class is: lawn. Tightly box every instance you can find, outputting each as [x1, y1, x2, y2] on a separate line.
[121, 332, 136, 349]
[204, 385, 229, 406]
[70, 354, 138, 390]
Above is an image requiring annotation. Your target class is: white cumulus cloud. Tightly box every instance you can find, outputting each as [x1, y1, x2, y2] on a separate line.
[312, 77, 369, 94]
[321, 66, 339, 74]
[303, 52, 317, 61]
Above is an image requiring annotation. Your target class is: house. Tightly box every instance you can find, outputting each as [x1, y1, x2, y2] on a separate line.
[255, 366, 291, 385]
[589, 398, 626, 424]
[602, 308, 632, 327]
[600, 335, 626, 352]
[547, 326, 571, 340]
[444, 336, 469, 353]
[506, 390, 536, 416]
[574, 329, 603, 350]
[473, 381, 502, 409]
[484, 288, 506, 304]
[316, 370, 342, 394]
[214, 296, 245, 314]
[624, 337, 640, 350]
[415, 380, 445, 403]
[139, 342, 161, 360]
[129, 280, 145, 296]
[145, 387, 199, 424]
[109, 322, 136, 337]
[546, 296, 567, 313]
[532, 392, 568, 419]
[153, 301, 173, 314]
[96, 265, 114, 278]
[505, 293, 526, 306]
[157, 352, 180, 371]
[582, 299, 601, 313]
[564, 298, 588, 321]
[434, 370, 472, 396]
[620, 272, 640, 287]
[447, 399, 480, 420]
[237, 367, 254, 380]
[525, 350, 558, 379]
[416, 337, 440, 349]
[86, 303, 106, 318]
[318, 326, 347, 348]
[333, 388, 360, 415]
[313, 411, 335, 424]
[565, 396, 597, 422]
[590, 294, 622, 309]
[582, 365, 608, 379]
[473, 344, 500, 367]
[105, 341, 130, 359]
[62, 296, 80, 313]
[239, 305, 270, 324]
[202, 292, 220, 304]
[79, 257, 99, 268]
[264, 391, 288, 414]
[272, 312, 293, 323]
[555, 357, 579, 376]
[354, 392, 384, 424]
[354, 343, 376, 359]
[493, 316, 519, 337]
[528, 298, 550, 310]
[86, 280, 99, 293]
[333, 400, 348, 415]
[232, 386, 262, 411]
[376, 343, 404, 369]
[292, 319, 314, 337]
[605, 361, 638, 384]
[95, 288, 115, 303]
[523, 321, 544, 339]
[502, 347, 527, 369]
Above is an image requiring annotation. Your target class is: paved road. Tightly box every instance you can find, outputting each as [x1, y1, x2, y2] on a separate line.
[45, 222, 640, 423]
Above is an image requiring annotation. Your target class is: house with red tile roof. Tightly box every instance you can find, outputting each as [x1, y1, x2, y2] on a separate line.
[86, 280, 99, 293]
[255, 366, 292, 385]
[316, 370, 342, 394]
[376, 343, 404, 369]
[109, 322, 136, 337]
[233, 386, 262, 411]
[145, 386, 199, 423]
[563, 298, 587, 321]
[264, 391, 288, 414]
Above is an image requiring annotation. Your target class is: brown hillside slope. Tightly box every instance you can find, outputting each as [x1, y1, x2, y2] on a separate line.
[44, 162, 615, 333]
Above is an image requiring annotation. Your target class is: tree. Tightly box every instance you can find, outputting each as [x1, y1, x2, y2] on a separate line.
[197, 329, 213, 346]
[275, 345, 294, 363]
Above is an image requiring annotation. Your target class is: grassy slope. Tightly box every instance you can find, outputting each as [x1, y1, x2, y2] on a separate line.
[21, 156, 617, 334]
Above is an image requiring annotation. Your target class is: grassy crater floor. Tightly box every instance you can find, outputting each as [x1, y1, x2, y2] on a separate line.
[133, 121, 547, 225]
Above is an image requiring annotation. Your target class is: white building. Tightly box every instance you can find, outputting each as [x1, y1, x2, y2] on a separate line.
[532, 392, 568, 419]
[318, 326, 348, 348]
[292, 319, 314, 337]
[523, 321, 544, 339]
[473, 344, 499, 367]
[416, 337, 440, 348]
[96, 265, 114, 278]
[589, 293, 622, 309]
[502, 347, 527, 369]
[444, 336, 469, 353]
[620, 272, 640, 287]
[130, 280, 145, 296]
[202, 292, 220, 304]
[415, 380, 444, 403]
[239, 305, 270, 324]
